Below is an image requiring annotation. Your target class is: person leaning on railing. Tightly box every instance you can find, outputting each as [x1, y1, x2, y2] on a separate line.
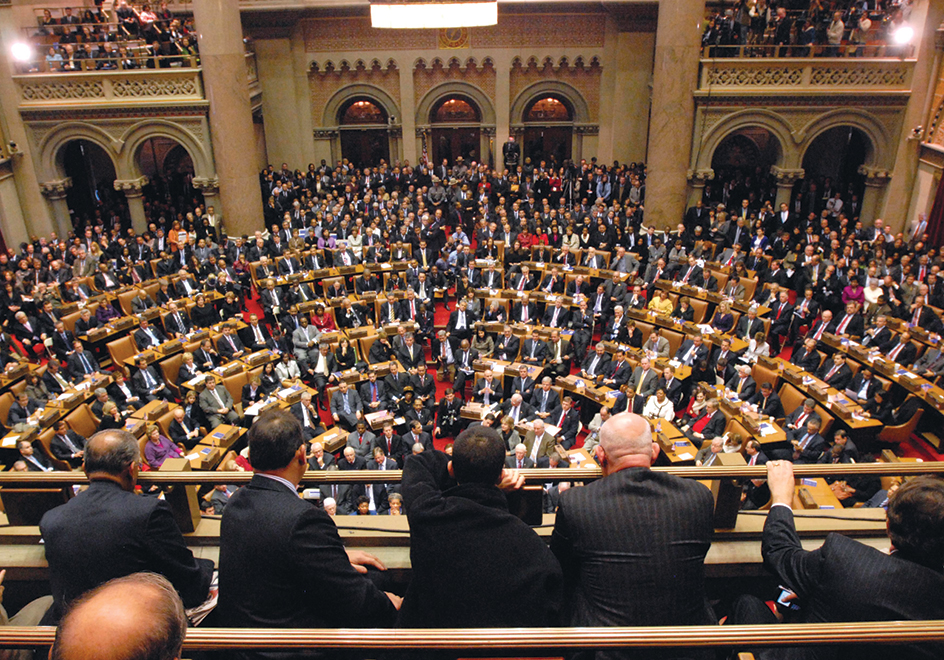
[729, 461, 944, 660]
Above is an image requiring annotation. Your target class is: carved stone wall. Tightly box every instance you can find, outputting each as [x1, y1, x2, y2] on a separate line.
[302, 14, 604, 52]
[510, 56, 602, 123]
[15, 70, 205, 107]
[413, 58, 496, 115]
[309, 61, 401, 127]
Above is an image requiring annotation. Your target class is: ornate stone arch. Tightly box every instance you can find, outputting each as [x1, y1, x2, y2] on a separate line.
[37, 122, 120, 181]
[695, 109, 795, 171]
[510, 80, 591, 125]
[322, 83, 401, 127]
[118, 119, 213, 181]
[415, 81, 496, 126]
[797, 109, 889, 169]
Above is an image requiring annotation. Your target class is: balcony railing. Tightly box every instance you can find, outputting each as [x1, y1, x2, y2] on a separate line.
[13, 66, 205, 109]
[697, 56, 915, 94]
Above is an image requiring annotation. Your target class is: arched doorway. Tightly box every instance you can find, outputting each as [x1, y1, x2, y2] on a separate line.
[522, 95, 573, 168]
[798, 126, 870, 218]
[137, 137, 196, 201]
[430, 95, 481, 165]
[709, 128, 782, 207]
[59, 139, 121, 227]
[338, 97, 391, 168]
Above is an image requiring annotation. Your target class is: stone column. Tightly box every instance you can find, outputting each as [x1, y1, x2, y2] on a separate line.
[494, 53, 512, 172]
[770, 167, 805, 209]
[685, 169, 714, 209]
[191, 0, 263, 237]
[398, 64, 416, 164]
[114, 177, 149, 234]
[0, 2, 57, 239]
[859, 165, 893, 223]
[881, 0, 944, 230]
[39, 178, 73, 239]
[645, 0, 705, 229]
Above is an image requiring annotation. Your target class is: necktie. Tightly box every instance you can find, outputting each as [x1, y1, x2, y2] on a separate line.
[213, 389, 224, 409]
[889, 343, 904, 361]
[255, 326, 263, 343]
[737, 379, 744, 395]
[55, 372, 69, 388]
[80, 353, 92, 374]
[913, 308, 921, 325]
[814, 323, 825, 341]
[343, 394, 351, 414]
[826, 365, 839, 381]
[517, 459, 523, 469]
[552, 308, 559, 326]
[371, 384, 378, 402]
[799, 433, 812, 449]
[776, 303, 785, 320]
[704, 453, 716, 467]
[522, 305, 528, 323]
[143, 370, 154, 388]
[229, 336, 236, 352]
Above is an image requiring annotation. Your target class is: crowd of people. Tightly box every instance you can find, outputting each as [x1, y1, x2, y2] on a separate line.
[702, 0, 915, 57]
[28, 1, 198, 72]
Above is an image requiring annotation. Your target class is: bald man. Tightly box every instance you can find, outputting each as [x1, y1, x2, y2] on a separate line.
[550, 413, 716, 658]
[51, 572, 186, 660]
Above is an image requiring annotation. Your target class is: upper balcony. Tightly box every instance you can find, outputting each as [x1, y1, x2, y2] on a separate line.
[696, 53, 916, 98]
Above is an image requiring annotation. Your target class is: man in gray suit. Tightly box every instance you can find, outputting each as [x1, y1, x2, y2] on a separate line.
[291, 316, 321, 366]
[642, 330, 670, 358]
[630, 356, 659, 398]
[913, 343, 944, 378]
[198, 378, 239, 428]
[551, 412, 715, 657]
[330, 380, 363, 430]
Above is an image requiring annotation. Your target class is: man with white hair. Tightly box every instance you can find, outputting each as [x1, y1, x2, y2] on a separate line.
[551, 413, 716, 655]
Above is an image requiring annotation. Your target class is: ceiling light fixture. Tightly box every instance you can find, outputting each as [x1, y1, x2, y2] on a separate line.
[370, 1, 497, 29]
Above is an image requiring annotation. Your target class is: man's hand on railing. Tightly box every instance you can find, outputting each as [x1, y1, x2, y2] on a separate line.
[498, 468, 525, 492]
[767, 460, 795, 507]
[345, 548, 386, 575]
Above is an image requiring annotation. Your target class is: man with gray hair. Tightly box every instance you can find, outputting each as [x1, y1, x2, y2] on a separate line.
[51, 573, 186, 660]
[39, 430, 214, 625]
[551, 413, 715, 658]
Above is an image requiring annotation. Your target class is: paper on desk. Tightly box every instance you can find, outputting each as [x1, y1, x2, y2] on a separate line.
[545, 424, 561, 436]
[184, 452, 200, 461]
[676, 452, 694, 461]
[492, 364, 505, 375]
[380, 263, 392, 269]
[394, 417, 405, 425]
[187, 375, 205, 387]
[2, 435, 19, 448]
[758, 423, 777, 437]
[697, 324, 715, 334]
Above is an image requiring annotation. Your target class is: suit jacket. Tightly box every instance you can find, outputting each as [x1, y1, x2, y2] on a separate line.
[791, 345, 822, 372]
[501, 400, 535, 423]
[217, 333, 246, 361]
[629, 366, 658, 398]
[530, 388, 561, 415]
[505, 456, 535, 469]
[726, 375, 756, 400]
[542, 306, 571, 328]
[760, 505, 944, 660]
[40, 480, 214, 625]
[131, 367, 165, 399]
[330, 390, 363, 416]
[372, 433, 408, 467]
[199, 386, 234, 417]
[885, 340, 918, 366]
[494, 334, 520, 362]
[524, 430, 556, 461]
[397, 343, 425, 371]
[748, 391, 785, 418]
[218, 475, 397, 659]
[169, 416, 201, 448]
[66, 350, 100, 378]
[473, 377, 502, 404]
[551, 468, 715, 631]
[398, 450, 562, 627]
[675, 340, 711, 366]
[816, 362, 853, 391]
[643, 336, 670, 358]
[735, 316, 765, 340]
[548, 406, 579, 444]
[133, 325, 166, 351]
[846, 374, 880, 401]
[50, 430, 86, 464]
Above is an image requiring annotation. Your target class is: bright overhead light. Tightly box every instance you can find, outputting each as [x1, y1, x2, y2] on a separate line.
[371, 1, 497, 29]
[893, 25, 915, 45]
[11, 43, 32, 62]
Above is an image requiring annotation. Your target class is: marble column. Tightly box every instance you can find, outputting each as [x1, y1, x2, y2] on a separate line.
[859, 166, 893, 223]
[881, 0, 944, 230]
[685, 169, 714, 208]
[39, 178, 73, 239]
[0, 2, 56, 240]
[645, 0, 705, 230]
[770, 167, 805, 209]
[191, 0, 263, 238]
[398, 64, 417, 164]
[114, 177, 149, 234]
[494, 53, 512, 172]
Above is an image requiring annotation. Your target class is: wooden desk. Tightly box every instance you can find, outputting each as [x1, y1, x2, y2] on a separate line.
[650, 419, 699, 464]
[312, 426, 347, 454]
[562, 447, 600, 470]
[793, 477, 842, 510]
[130, 400, 172, 422]
[0, 364, 41, 394]
[556, 374, 619, 409]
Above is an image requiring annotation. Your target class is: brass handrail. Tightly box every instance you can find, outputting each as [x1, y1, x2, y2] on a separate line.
[0, 463, 939, 486]
[0, 622, 943, 650]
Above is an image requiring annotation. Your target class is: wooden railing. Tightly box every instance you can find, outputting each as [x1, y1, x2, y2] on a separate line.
[0, 622, 942, 650]
[0, 462, 938, 486]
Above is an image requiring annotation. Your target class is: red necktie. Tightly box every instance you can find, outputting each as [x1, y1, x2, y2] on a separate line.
[826, 365, 839, 380]
[913, 308, 921, 325]
[837, 315, 851, 334]
[410, 301, 415, 319]
[889, 343, 904, 361]
[814, 323, 825, 340]
[776, 303, 784, 320]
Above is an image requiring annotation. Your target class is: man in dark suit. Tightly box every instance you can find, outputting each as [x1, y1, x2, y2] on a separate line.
[551, 412, 715, 643]
[846, 367, 880, 403]
[530, 378, 560, 419]
[675, 334, 710, 367]
[505, 443, 534, 469]
[519, 329, 546, 366]
[884, 331, 918, 366]
[512, 295, 538, 325]
[241, 314, 271, 352]
[748, 382, 785, 418]
[397, 334, 425, 373]
[732, 463, 944, 660]
[681, 399, 726, 444]
[726, 364, 756, 400]
[816, 352, 853, 391]
[398, 425, 562, 628]
[547, 397, 580, 449]
[791, 417, 827, 464]
[43, 359, 75, 394]
[542, 299, 571, 328]
[169, 407, 202, 450]
[791, 338, 822, 373]
[50, 420, 86, 468]
[39, 429, 214, 625]
[66, 340, 100, 380]
[218, 411, 399, 656]
[217, 324, 246, 361]
[8, 392, 41, 425]
[131, 357, 171, 402]
[162, 303, 191, 339]
[473, 369, 502, 405]
[500, 393, 534, 425]
[133, 318, 166, 351]
[494, 326, 521, 362]
[542, 330, 573, 380]
[372, 423, 408, 467]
